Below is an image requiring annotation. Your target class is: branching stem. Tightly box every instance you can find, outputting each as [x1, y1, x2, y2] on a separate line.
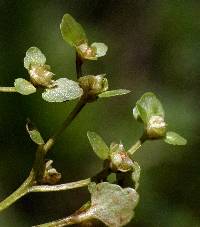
[0, 97, 87, 212]
[0, 170, 35, 212]
[30, 178, 91, 193]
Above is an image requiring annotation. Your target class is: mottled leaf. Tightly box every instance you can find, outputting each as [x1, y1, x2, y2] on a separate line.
[99, 89, 130, 98]
[24, 47, 46, 70]
[164, 131, 187, 145]
[14, 78, 36, 95]
[60, 14, 87, 47]
[87, 131, 109, 160]
[26, 120, 44, 145]
[91, 42, 108, 57]
[42, 78, 83, 102]
[88, 182, 139, 227]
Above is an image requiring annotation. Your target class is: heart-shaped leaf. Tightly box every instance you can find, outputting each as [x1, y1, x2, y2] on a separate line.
[24, 47, 46, 70]
[88, 182, 139, 227]
[14, 78, 36, 95]
[60, 14, 87, 47]
[99, 89, 130, 98]
[87, 131, 109, 160]
[164, 131, 187, 145]
[42, 78, 83, 102]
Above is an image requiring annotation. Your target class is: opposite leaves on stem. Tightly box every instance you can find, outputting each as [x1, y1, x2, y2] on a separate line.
[60, 14, 108, 60]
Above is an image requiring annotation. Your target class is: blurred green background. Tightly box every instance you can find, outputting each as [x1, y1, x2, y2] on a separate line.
[0, 0, 199, 226]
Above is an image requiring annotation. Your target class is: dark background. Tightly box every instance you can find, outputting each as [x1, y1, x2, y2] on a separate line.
[0, 0, 199, 226]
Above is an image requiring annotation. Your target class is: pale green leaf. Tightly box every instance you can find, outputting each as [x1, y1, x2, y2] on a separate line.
[26, 121, 44, 145]
[99, 89, 130, 98]
[14, 78, 36, 95]
[91, 42, 108, 57]
[42, 78, 83, 102]
[24, 47, 46, 70]
[60, 14, 87, 47]
[88, 182, 139, 227]
[135, 92, 165, 124]
[164, 131, 187, 145]
[87, 131, 109, 160]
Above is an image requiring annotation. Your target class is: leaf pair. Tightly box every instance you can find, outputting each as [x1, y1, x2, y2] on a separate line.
[60, 14, 108, 60]
[14, 47, 83, 102]
[133, 92, 187, 145]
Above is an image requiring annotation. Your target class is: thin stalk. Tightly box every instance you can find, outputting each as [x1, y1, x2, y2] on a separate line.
[0, 170, 35, 212]
[75, 52, 83, 79]
[127, 134, 147, 155]
[30, 178, 91, 193]
[0, 87, 16, 93]
[34, 210, 92, 227]
[43, 97, 86, 154]
[0, 97, 87, 212]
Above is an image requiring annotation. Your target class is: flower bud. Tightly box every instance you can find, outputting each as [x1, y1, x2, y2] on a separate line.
[146, 115, 166, 139]
[110, 144, 133, 172]
[77, 42, 97, 60]
[29, 64, 55, 88]
[78, 75, 108, 101]
[42, 160, 61, 185]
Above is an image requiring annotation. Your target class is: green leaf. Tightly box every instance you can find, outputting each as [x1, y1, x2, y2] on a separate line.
[88, 182, 139, 227]
[26, 120, 44, 145]
[135, 92, 165, 124]
[60, 13, 87, 47]
[42, 78, 83, 102]
[132, 106, 142, 122]
[164, 131, 187, 146]
[24, 47, 46, 70]
[14, 78, 36, 95]
[87, 131, 109, 160]
[98, 89, 130, 98]
[91, 42, 108, 57]
[132, 162, 141, 190]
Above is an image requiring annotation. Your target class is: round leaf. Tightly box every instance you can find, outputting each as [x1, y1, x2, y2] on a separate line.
[42, 78, 83, 102]
[14, 78, 36, 95]
[91, 42, 108, 57]
[135, 92, 165, 124]
[164, 131, 187, 145]
[99, 89, 130, 98]
[87, 131, 109, 160]
[60, 14, 87, 47]
[24, 47, 46, 70]
[88, 182, 139, 227]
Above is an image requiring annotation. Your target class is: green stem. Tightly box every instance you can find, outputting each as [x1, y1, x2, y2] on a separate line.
[43, 97, 86, 154]
[34, 210, 92, 227]
[0, 170, 35, 212]
[127, 134, 147, 155]
[30, 178, 91, 193]
[0, 87, 16, 93]
[75, 52, 83, 79]
[0, 98, 87, 212]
